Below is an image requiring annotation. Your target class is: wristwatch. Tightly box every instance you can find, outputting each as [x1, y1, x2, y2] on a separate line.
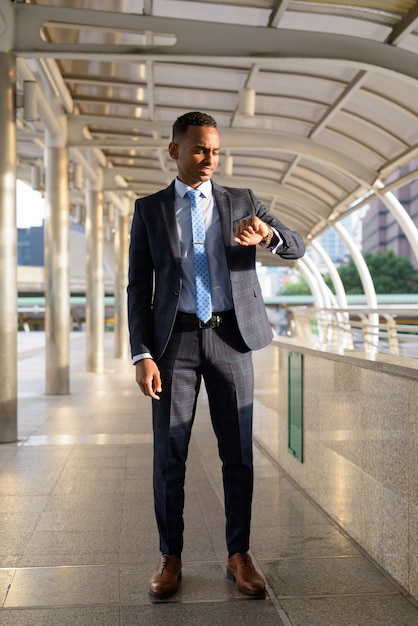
[259, 225, 274, 248]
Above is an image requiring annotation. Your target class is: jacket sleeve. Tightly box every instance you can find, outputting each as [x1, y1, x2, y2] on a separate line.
[251, 190, 306, 259]
[127, 199, 155, 358]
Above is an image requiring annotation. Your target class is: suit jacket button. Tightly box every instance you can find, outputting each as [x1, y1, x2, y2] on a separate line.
[288, 242, 294, 247]
[174, 291, 179, 296]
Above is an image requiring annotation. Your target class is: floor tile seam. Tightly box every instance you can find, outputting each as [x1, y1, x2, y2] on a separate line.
[263, 580, 294, 625]
[17, 348, 49, 361]
[3, 602, 122, 611]
[145, 598, 268, 606]
[20, 435, 153, 447]
[1, 558, 235, 573]
[1, 568, 18, 608]
[1, 597, 272, 611]
[276, 591, 403, 600]
[17, 333, 86, 354]
[15, 470, 69, 553]
[257, 555, 373, 562]
[1, 564, 121, 573]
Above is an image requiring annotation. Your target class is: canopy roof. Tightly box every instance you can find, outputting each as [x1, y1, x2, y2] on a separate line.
[12, 0, 418, 264]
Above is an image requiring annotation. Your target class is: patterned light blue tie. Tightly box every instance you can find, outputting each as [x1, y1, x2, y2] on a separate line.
[186, 189, 212, 324]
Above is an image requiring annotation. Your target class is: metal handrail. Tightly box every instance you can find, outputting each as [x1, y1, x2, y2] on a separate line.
[288, 306, 418, 358]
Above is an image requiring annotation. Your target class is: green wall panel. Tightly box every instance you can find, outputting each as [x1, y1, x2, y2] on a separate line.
[288, 351, 304, 462]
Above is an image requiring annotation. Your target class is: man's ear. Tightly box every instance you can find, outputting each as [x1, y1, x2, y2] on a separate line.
[168, 142, 178, 160]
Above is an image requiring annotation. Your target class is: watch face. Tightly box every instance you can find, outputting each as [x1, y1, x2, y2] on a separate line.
[260, 227, 273, 248]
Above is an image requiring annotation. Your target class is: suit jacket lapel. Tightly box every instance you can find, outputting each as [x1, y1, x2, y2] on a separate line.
[161, 180, 232, 267]
[212, 182, 232, 255]
[161, 182, 181, 263]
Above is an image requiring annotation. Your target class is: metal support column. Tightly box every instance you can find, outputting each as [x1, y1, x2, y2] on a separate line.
[310, 240, 348, 308]
[0, 52, 18, 442]
[44, 143, 70, 394]
[334, 221, 379, 352]
[114, 211, 130, 360]
[86, 179, 104, 372]
[310, 240, 353, 350]
[376, 187, 418, 265]
[296, 258, 324, 308]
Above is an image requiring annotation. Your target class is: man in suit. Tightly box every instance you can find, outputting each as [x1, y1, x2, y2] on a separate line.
[128, 111, 305, 600]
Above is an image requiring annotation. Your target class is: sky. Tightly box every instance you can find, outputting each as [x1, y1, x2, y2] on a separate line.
[16, 179, 45, 228]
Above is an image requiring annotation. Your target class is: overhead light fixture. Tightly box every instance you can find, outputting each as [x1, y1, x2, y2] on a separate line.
[73, 204, 82, 223]
[31, 165, 42, 191]
[107, 202, 115, 223]
[105, 222, 113, 242]
[73, 163, 83, 190]
[223, 155, 233, 177]
[23, 81, 37, 121]
[238, 88, 255, 117]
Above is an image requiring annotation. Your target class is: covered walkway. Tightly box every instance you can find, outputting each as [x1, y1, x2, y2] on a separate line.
[0, 332, 417, 625]
[1, 1, 418, 622]
[2, 0, 418, 438]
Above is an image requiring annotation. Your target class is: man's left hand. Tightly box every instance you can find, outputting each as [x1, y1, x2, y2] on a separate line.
[234, 216, 269, 247]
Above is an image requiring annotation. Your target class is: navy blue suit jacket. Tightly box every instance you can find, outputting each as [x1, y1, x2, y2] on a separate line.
[128, 180, 305, 360]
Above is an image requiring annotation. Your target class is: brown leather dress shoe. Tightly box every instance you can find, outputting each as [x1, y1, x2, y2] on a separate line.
[226, 552, 266, 598]
[148, 554, 182, 599]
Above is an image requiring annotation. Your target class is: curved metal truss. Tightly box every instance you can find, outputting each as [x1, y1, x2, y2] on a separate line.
[6, 0, 418, 275]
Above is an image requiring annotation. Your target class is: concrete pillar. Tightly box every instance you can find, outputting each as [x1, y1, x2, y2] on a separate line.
[0, 52, 18, 442]
[114, 212, 130, 360]
[86, 180, 104, 372]
[44, 143, 70, 394]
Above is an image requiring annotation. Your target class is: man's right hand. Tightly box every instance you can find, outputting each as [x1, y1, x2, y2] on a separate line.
[135, 358, 162, 400]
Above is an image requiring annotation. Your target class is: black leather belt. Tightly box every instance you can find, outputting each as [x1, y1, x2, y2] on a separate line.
[176, 310, 234, 329]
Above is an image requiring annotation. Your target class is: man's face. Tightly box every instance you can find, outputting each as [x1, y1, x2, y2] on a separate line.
[169, 125, 220, 188]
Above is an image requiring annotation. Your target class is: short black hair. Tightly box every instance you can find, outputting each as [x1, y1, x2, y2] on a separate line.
[172, 111, 217, 141]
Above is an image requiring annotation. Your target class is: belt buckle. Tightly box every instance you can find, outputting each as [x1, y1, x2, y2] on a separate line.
[213, 314, 222, 327]
[198, 315, 221, 329]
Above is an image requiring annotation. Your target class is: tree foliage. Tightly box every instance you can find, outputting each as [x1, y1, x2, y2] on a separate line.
[336, 250, 418, 294]
[278, 250, 418, 296]
[279, 277, 311, 295]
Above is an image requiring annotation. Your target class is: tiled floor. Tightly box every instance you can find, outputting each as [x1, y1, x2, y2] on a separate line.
[0, 332, 417, 625]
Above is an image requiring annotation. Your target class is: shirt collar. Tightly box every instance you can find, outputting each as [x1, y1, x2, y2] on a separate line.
[175, 178, 212, 199]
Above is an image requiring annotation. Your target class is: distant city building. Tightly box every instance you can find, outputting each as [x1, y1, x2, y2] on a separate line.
[17, 220, 115, 293]
[317, 227, 349, 265]
[362, 161, 418, 270]
[18, 225, 44, 266]
[308, 213, 361, 273]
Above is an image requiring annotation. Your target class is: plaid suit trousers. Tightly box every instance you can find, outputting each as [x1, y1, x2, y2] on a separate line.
[151, 317, 254, 556]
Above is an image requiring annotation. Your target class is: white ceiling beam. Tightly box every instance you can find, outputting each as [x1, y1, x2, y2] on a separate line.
[269, 0, 292, 28]
[16, 59, 64, 140]
[282, 71, 369, 185]
[387, 3, 418, 45]
[102, 167, 328, 216]
[14, 6, 418, 83]
[66, 120, 378, 186]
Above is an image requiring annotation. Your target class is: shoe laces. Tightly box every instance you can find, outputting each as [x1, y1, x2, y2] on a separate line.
[237, 552, 252, 567]
[159, 554, 176, 574]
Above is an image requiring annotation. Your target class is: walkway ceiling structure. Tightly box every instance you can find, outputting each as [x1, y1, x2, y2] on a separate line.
[12, 0, 418, 267]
